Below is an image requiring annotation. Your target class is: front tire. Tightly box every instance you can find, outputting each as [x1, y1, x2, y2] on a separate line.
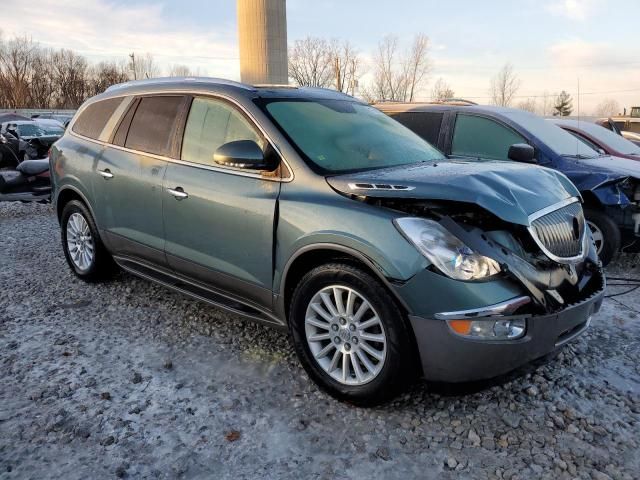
[61, 200, 116, 281]
[289, 263, 416, 406]
[585, 208, 620, 266]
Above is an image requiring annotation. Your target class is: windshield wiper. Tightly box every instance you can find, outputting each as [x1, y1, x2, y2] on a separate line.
[560, 154, 597, 160]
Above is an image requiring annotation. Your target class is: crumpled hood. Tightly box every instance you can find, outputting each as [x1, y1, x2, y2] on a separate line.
[326, 159, 580, 226]
[575, 155, 640, 181]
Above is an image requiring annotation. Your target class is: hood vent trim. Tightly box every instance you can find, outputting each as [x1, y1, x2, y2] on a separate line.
[348, 183, 415, 191]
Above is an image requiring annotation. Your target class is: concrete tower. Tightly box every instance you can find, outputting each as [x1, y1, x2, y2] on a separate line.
[237, 0, 288, 85]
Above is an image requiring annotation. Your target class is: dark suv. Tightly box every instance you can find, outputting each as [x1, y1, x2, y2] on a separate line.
[50, 78, 604, 404]
[377, 103, 640, 265]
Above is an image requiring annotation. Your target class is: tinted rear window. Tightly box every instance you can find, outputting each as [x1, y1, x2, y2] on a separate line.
[72, 97, 124, 139]
[390, 111, 443, 147]
[125, 96, 185, 156]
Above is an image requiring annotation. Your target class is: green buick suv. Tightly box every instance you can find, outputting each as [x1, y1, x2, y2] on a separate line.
[50, 78, 605, 405]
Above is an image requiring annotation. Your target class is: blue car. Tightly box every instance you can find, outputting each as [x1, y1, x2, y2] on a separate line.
[377, 103, 640, 265]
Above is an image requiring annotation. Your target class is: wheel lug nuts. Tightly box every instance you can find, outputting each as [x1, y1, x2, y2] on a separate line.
[352, 337, 358, 344]
[334, 336, 341, 344]
[349, 324, 355, 331]
[331, 324, 338, 331]
[340, 318, 347, 325]
[344, 343, 351, 351]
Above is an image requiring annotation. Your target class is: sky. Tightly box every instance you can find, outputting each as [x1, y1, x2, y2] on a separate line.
[2, 0, 640, 113]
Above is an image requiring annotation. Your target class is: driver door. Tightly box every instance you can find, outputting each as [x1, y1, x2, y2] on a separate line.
[162, 96, 281, 310]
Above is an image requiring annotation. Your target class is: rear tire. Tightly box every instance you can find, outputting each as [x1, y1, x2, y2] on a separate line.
[289, 263, 416, 406]
[61, 200, 117, 281]
[585, 208, 620, 266]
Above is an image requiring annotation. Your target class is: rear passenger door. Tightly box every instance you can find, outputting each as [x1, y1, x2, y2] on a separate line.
[450, 114, 527, 161]
[387, 111, 445, 150]
[95, 94, 188, 266]
[162, 96, 280, 310]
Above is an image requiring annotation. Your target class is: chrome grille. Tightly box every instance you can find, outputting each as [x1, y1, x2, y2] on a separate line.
[529, 200, 585, 262]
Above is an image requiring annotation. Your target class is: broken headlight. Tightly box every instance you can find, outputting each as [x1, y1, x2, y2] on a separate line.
[394, 217, 501, 281]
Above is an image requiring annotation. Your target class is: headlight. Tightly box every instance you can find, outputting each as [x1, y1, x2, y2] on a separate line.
[394, 217, 501, 281]
[448, 318, 526, 340]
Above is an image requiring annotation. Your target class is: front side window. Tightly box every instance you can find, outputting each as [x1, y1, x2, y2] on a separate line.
[182, 97, 264, 167]
[452, 114, 526, 160]
[260, 99, 444, 173]
[125, 95, 185, 157]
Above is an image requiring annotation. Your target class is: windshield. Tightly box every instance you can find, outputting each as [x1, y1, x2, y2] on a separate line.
[504, 111, 600, 158]
[38, 125, 64, 135]
[16, 124, 46, 137]
[571, 122, 640, 156]
[261, 99, 445, 173]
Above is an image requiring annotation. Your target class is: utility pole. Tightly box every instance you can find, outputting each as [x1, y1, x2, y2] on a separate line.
[335, 57, 342, 92]
[129, 53, 137, 80]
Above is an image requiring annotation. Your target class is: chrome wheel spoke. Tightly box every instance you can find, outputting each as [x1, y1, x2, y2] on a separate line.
[359, 332, 385, 343]
[360, 341, 384, 361]
[310, 303, 333, 322]
[315, 342, 335, 359]
[304, 285, 387, 386]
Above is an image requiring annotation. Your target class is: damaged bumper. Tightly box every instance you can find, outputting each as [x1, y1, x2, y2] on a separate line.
[408, 275, 604, 382]
[392, 213, 606, 383]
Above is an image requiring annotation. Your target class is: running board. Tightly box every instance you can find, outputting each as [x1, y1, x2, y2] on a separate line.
[113, 256, 285, 329]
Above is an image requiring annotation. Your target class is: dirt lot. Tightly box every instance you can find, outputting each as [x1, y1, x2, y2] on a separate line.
[1, 202, 639, 479]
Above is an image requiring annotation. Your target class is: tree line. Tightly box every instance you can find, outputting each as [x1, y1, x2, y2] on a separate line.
[0, 35, 197, 109]
[0, 32, 627, 117]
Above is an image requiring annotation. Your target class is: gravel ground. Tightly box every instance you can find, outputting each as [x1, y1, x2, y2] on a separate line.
[1, 202, 639, 480]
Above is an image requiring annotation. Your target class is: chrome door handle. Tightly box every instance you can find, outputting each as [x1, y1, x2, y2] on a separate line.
[168, 187, 188, 200]
[98, 169, 114, 179]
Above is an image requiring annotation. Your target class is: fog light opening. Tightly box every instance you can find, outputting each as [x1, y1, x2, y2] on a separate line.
[447, 318, 526, 340]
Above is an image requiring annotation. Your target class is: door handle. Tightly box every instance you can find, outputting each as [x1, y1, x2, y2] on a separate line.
[168, 187, 188, 200]
[98, 169, 114, 179]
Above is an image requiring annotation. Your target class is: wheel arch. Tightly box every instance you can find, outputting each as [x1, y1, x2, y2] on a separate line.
[279, 244, 411, 321]
[55, 186, 95, 224]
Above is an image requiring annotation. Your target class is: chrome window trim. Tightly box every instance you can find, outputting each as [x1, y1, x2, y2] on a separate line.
[68, 89, 294, 183]
[435, 296, 531, 320]
[526, 196, 587, 264]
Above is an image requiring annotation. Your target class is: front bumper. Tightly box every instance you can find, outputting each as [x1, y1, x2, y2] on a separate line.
[408, 275, 605, 383]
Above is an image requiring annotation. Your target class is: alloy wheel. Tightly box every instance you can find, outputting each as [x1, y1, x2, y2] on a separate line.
[304, 285, 387, 386]
[587, 220, 604, 255]
[66, 212, 95, 271]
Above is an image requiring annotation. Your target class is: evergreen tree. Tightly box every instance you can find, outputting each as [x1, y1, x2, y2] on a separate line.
[553, 91, 573, 116]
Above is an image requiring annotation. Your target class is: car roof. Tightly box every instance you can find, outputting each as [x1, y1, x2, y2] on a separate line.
[98, 77, 358, 103]
[374, 102, 519, 116]
[2, 120, 36, 126]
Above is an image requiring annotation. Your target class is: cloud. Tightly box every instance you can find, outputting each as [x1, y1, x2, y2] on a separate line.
[1, 0, 240, 77]
[545, 0, 601, 21]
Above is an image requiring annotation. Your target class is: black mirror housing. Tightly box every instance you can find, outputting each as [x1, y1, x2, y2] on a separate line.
[214, 140, 271, 170]
[508, 143, 536, 163]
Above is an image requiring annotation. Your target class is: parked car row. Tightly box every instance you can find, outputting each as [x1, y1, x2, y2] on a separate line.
[49, 78, 607, 404]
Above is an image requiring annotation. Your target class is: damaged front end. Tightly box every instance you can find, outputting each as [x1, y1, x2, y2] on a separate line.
[380, 196, 604, 316]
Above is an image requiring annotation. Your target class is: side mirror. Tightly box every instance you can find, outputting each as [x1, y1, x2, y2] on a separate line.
[213, 140, 270, 170]
[508, 143, 536, 163]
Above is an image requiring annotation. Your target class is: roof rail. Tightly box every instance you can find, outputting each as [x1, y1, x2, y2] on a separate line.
[432, 98, 478, 106]
[105, 76, 253, 93]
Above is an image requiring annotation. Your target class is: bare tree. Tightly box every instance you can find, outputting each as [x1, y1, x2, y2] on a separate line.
[0, 36, 36, 108]
[594, 98, 621, 117]
[288, 37, 333, 88]
[27, 48, 55, 108]
[87, 61, 129, 97]
[516, 97, 537, 113]
[538, 91, 553, 116]
[367, 34, 431, 103]
[168, 64, 193, 77]
[329, 40, 363, 96]
[403, 33, 430, 102]
[431, 77, 455, 101]
[51, 49, 89, 108]
[489, 62, 521, 107]
[128, 52, 160, 80]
